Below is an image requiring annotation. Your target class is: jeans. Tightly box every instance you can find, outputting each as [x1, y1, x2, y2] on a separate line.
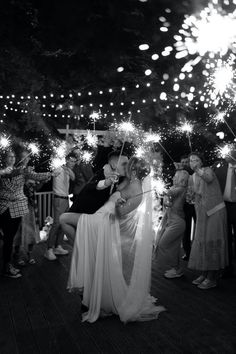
[47, 197, 69, 249]
[0, 209, 21, 267]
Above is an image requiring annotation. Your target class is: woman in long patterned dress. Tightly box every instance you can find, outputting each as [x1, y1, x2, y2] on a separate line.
[188, 152, 228, 289]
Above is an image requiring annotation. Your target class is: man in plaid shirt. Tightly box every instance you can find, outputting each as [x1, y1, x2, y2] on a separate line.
[0, 150, 53, 278]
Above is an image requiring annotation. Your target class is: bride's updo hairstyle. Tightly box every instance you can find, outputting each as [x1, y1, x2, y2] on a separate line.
[127, 157, 151, 181]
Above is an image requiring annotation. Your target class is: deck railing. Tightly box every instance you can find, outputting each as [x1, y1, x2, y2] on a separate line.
[35, 191, 54, 228]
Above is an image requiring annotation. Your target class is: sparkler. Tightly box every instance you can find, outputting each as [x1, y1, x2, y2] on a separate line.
[81, 151, 93, 163]
[28, 142, 40, 156]
[0, 135, 11, 149]
[175, 2, 236, 69]
[135, 146, 146, 158]
[152, 178, 167, 196]
[89, 111, 101, 131]
[212, 111, 236, 138]
[85, 130, 98, 148]
[204, 55, 236, 106]
[110, 117, 135, 195]
[16, 142, 40, 166]
[217, 143, 236, 162]
[123, 178, 167, 201]
[50, 157, 65, 170]
[118, 121, 136, 133]
[179, 122, 193, 152]
[145, 133, 161, 143]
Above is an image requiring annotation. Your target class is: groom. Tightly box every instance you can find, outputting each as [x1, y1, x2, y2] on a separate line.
[69, 151, 128, 214]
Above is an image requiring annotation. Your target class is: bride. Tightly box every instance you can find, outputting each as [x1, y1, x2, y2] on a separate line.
[66, 156, 165, 323]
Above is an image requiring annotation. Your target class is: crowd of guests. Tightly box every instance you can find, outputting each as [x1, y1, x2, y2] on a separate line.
[0, 137, 235, 291]
[156, 150, 236, 289]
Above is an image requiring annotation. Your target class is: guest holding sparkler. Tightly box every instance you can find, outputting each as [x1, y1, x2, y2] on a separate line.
[213, 148, 236, 278]
[0, 149, 54, 278]
[188, 152, 228, 289]
[175, 155, 196, 261]
[155, 170, 189, 279]
[44, 152, 76, 261]
[13, 149, 50, 266]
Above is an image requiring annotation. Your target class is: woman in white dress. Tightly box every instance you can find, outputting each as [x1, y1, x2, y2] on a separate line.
[67, 157, 165, 323]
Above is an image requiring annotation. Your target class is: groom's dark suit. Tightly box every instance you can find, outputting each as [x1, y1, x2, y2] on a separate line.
[70, 168, 121, 214]
[213, 160, 236, 275]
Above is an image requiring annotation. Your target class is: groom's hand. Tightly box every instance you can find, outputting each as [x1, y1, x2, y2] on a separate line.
[104, 174, 119, 187]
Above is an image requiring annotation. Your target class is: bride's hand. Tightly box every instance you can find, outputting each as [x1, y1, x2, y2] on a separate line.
[115, 198, 126, 207]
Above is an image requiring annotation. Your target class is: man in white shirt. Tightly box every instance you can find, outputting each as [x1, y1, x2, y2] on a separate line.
[214, 149, 236, 277]
[45, 153, 76, 260]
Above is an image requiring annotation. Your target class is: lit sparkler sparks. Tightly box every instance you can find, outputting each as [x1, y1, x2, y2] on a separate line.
[152, 178, 167, 196]
[175, 2, 236, 70]
[0, 135, 11, 149]
[50, 157, 65, 170]
[217, 143, 236, 160]
[28, 142, 40, 156]
[212, 111, 226, 125]
[212, 110, 236, 138]
[204, 55, 236, 106]
[89, 111, 101, 130]
[145, 133, 161, 143]
[135, 146, 146, 158]
[55, 141, 67, 159]
[178, 122, 193, 151]
[179, 122, 193, 134]
[81, 151, 93, 163]
[85, 131, 98, 148]
[89, 111, 100, 121]
[118, 121, 136, 133]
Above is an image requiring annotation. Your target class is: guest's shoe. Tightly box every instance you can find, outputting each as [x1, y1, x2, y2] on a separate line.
[44, 248, 57, 261]
[182, 254, 189, 261]
[164, 268, 184, 279]
[192, 275, 205, 285]
[17, 259, 26, 266]
[4, 263, 22, 278]
[54, 245, 69, 256]
[197, 279, 217, 290]
[28, 258, 36, 265]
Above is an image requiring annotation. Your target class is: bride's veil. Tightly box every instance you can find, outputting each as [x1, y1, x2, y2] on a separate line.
[118, 174, 164, 322]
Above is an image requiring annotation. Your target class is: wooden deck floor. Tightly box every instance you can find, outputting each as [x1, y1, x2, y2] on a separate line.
[0, 240, 236, 354]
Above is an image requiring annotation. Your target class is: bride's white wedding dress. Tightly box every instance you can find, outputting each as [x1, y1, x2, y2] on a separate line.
[68, 176, 165, 323]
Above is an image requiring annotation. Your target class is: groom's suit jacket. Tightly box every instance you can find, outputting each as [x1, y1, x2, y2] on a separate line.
[70, 168, 121, 214]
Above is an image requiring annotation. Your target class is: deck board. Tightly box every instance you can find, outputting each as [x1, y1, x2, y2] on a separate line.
[0, 241, 236, 354]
